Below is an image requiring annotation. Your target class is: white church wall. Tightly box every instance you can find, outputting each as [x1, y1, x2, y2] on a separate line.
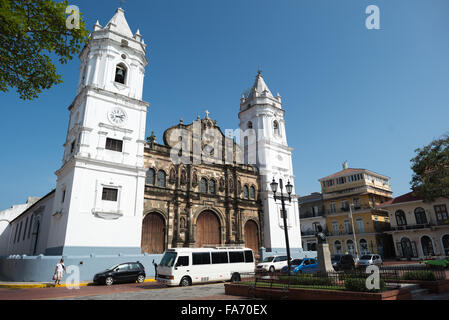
[6, 192, 55, 256]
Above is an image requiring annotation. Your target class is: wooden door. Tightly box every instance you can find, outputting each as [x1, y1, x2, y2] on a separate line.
[196, 211, 220, 247]
[244, 220, 259, 254]
[141, 212, 165, 253]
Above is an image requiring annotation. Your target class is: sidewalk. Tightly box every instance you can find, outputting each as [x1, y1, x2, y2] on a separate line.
[0, 278, 156, 289]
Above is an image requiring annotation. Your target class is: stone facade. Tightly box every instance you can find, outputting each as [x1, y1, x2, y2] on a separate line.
[142, 115, 263, 256]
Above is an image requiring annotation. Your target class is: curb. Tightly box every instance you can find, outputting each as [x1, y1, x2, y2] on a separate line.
[0, 278, 156, 289]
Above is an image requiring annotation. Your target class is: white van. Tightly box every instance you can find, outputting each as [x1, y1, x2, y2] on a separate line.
[156, 247, 255, 286]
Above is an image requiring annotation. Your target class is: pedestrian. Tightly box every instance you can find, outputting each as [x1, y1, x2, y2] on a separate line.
[53, 258, 66, 285]
[152, 259, 158, 278]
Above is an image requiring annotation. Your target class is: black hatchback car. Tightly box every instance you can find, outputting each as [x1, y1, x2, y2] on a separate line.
[93, 262, 146, 286]
[332, 254, 355, 271]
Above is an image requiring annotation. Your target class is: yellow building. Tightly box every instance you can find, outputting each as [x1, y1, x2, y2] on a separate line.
[319, 162, 395, 258]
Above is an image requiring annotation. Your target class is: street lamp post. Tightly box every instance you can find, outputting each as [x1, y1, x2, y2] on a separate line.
[349, 204, 359, 259]
[270, 178, 293, 275]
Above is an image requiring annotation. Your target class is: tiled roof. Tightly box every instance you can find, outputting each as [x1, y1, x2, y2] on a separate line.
[380, 191, 422, 207]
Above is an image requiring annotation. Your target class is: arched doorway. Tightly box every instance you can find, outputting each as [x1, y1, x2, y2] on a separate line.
[244, 220, 259, 255]
[196, 210, 220, 247]
[400, 237, 414, 258]
[421, 235, 434, 256]
[141, 212, 165, 254]
[442, 235, 449, 255]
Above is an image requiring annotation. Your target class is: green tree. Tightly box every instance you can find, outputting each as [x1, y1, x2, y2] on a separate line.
[411, 134, 449, 202]
[0, 0, 89, 100]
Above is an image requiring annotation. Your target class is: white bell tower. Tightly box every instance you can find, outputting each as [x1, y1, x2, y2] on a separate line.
[238, 71, 302, 251]
[46, 8, 149, 255]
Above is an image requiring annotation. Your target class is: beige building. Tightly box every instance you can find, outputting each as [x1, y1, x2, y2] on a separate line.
[319, 162, 394, 257]
[381, 192, 449, 260]
[142, 114, 263, 257]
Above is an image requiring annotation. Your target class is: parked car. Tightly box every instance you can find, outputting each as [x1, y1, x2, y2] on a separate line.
[331, 254, 343, 271]
[281, 258, 318, 275]
[256, 255, 289, 273]
[93, 262, 146, 285]
[357, 254, 382, 268]
[280, 259, 304, 274]
[332, 254, 355, 271]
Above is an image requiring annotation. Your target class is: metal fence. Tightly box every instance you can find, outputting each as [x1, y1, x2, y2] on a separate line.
[234, 265, 447, 294]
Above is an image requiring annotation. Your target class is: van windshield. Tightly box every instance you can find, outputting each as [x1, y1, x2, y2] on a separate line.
[159, 252, 178, 267]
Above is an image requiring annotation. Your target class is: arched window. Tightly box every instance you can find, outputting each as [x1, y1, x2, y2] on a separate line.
[400, 237, 415, 258]
[334, 240, 342, 254]
[249, 186, 255, 199]
[115, 63, 127, 84]
[157, 170, 166, 187]
[146, 168, 155, 185]
[359, 239, 369, 255]
[395, 210, 407, 226]
[421, 236, 434, 256]
[247, 121, 253, 129]
[442, 235, 449, 256]
[414, 207, 427, 225]
[346, 239, 355, 255]
[208, 179, 216, 194]
[200, 178, 207, 193]
[273, 120, 280, 136]
[243, 185, 249, 199]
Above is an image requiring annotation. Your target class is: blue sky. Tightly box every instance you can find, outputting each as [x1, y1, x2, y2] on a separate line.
[1, 0, 449, 211]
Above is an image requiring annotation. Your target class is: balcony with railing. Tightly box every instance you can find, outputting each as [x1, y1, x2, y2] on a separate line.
[299, 210, 325, 219]
[300, 228, 330, 237]
[325, 205, 378, 215]
[384, 223, 432, 232]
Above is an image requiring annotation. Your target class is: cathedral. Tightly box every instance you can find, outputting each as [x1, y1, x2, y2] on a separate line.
[0, 8, 302, 264]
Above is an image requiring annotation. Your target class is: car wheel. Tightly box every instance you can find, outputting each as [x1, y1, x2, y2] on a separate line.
[137, 275, 145, 283]
[269, 266, 275, 273]
[180, 276, 191, 287]
[105, 276, 113, 286]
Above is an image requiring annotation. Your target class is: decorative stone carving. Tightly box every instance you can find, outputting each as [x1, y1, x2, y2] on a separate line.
[169, 167, 176, 184]
[180, 169, 187, 185]
[192, 171, 198, 187]
[219, 178, 225, 192]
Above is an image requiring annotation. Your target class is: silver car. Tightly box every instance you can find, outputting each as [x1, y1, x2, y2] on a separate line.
[357, 254, 382, 268]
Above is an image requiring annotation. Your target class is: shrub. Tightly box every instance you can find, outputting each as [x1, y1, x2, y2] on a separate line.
[344, 277, 386, 292]
[402, 271, 437, 281]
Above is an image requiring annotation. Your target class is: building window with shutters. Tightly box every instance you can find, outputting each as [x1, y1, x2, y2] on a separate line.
[157, 170, 166, 188]
[102, 187, 118, 202]
[105, 138, 123, 152]
[146, 168, 155, 185]
[434, 205, 449, 224]
[208, 179, 216, 194]
[249, 186, 256, 199]
[200, 178, 207, 193]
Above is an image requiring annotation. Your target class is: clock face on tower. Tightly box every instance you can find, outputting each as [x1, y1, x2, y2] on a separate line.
[108, 107, 127, 126]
